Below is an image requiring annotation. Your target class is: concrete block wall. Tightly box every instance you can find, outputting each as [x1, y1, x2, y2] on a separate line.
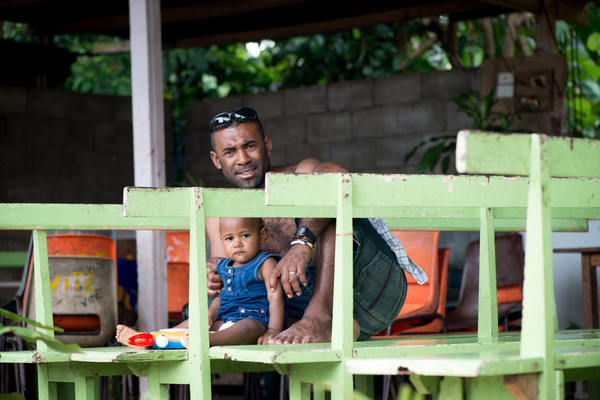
[186, 68, 480, 188]
[0, 85, 173, 250]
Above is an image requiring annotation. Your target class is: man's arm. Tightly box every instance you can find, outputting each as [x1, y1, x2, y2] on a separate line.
[206, 217, 226, 296]
[269, 159, 348, 297]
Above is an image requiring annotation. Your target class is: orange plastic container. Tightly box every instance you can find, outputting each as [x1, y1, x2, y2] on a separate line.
[23, 233, 118, 347]
[47, 234, 116, 263]
[166, 231, 190, 320]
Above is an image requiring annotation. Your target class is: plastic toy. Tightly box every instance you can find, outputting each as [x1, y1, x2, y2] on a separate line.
[128, 328, 186, 349]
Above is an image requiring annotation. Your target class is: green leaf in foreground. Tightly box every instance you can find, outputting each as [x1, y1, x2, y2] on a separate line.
[1, 308, 82, 353]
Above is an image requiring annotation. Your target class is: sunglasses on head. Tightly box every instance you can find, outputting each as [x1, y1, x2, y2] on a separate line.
[210, 107, 258, 131]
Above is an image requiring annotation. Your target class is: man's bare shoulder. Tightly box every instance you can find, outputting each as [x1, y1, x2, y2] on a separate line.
[270, 158, 348, 174]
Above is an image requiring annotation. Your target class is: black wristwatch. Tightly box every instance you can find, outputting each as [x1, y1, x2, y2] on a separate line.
[295, 226, 316, 244]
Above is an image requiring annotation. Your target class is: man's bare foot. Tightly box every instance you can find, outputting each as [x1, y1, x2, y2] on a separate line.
[182, 330, 189, 348]
[115, 324, 143, 347]
[266, 316, 332, 344]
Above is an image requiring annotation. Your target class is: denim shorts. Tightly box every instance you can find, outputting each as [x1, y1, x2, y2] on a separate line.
[287, 218, 407, 340]
[223, 306, 270, 327]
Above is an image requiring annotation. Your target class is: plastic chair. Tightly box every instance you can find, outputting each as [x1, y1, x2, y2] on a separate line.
[380, 239, 451, 400]
[22, 233, 118, 347]
[445, 233, 525, 332]
[387, 247, 451, 335]
[166, 231, 190, 323]
[372, 231, 449, 336]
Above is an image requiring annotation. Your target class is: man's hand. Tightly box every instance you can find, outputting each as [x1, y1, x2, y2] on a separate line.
[270, 244, 312, 298]
[207, 257, 224, 296]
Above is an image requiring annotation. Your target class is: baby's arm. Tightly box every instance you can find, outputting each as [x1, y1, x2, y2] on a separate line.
[257, 257, 285, 344]
[207, 296, 220, 330]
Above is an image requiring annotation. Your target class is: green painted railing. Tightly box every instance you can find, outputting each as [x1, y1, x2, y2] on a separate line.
[1, 131, 599, 400]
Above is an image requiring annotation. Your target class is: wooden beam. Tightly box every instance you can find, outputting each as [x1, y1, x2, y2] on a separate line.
[486, 0, 589, 25]
[129, 0, 168, 336]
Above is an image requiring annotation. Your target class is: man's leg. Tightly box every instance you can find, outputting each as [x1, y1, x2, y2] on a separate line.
[350, 218, 407, 340]
[270, 218, 407, 343]
[270, 221, 337, 343]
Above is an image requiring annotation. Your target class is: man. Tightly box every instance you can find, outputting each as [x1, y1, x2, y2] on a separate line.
[206, 107, 425, 343]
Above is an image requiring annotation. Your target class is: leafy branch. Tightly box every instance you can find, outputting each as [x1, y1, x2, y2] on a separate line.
[0, 308, 82, 354]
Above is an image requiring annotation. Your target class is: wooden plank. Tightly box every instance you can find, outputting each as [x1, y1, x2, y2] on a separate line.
[266, 173, 600, 210]
[0, 203, 188, 230]
[383, 218, 588, 232]
[456, 130, 600, 178]
[210, 343, 342, 364]
[345, 352, 544, 377]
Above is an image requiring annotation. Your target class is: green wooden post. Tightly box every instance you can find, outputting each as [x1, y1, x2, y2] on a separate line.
[188, 187, 212, 399]
[520, 134, 556, 398]
[32, 229, 54, 345]
[147, 363, 169, 399]
[478, 207, 499, 341]
[331, 173, 354, 400]
[37, 364, 58, 400]
[33, 229, 58, 400]
[439, 376, 463, 399]
[73, 377, 95, 400]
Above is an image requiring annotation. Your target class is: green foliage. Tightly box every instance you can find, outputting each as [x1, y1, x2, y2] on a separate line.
[1, 21, 37, 43]
[405, 89, 516, 173]
[0, 308, 82, 354]
[557, 7, 600, 139]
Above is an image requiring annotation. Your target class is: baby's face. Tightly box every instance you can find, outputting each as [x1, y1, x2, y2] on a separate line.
[219, 218, 265, 265]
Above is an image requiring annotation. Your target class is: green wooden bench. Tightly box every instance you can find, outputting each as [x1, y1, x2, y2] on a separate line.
[346, 131, 600, 399]
[1, 130, 599, 399]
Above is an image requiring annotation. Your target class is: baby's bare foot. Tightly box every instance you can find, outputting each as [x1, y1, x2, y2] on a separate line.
[115, 324, 142, 347]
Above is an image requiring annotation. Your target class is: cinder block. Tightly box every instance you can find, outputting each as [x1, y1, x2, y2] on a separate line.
[114, 97, 133, 123]
[0, 145, 33, 178]
[469, 67, 482, 93]
[72, 93, 115, 123]
[31, 147, 78, 181]
[6, 115, 51, 146]
[273, 141, 330, 166]
[307, 112, 352, 143]
[190, 97, 244, 133]
[397, 100, 446, 133]
[375, 133, 433, 170]
[352, 106, 401, 139]
[375, 74, 421, 105]
[26, 87, 74, 119]
[95, 122, 133, 151]
[422, 69, 474, 99]
[0, 85, 26, 114]
[50, 120, 94, 149]
[446, 101, 474, 132]
[264, 116, 308, 146]
[244, 92, 284, 120]
[329, 139, 377, 171]
[284, 85, 327, 115]
[328, 80, 373, 111]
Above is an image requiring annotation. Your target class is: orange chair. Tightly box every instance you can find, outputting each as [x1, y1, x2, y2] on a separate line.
[388, 247, 451, 335]
[373, 231, 450, 336]
[166, 231, 190, 322]
[445, 233, 524, 332]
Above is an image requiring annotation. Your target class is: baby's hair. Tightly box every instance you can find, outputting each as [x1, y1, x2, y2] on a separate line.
[219, 217, 264, 233]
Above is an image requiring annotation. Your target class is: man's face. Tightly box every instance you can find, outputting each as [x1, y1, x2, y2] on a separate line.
[210, 122, 272, 189]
